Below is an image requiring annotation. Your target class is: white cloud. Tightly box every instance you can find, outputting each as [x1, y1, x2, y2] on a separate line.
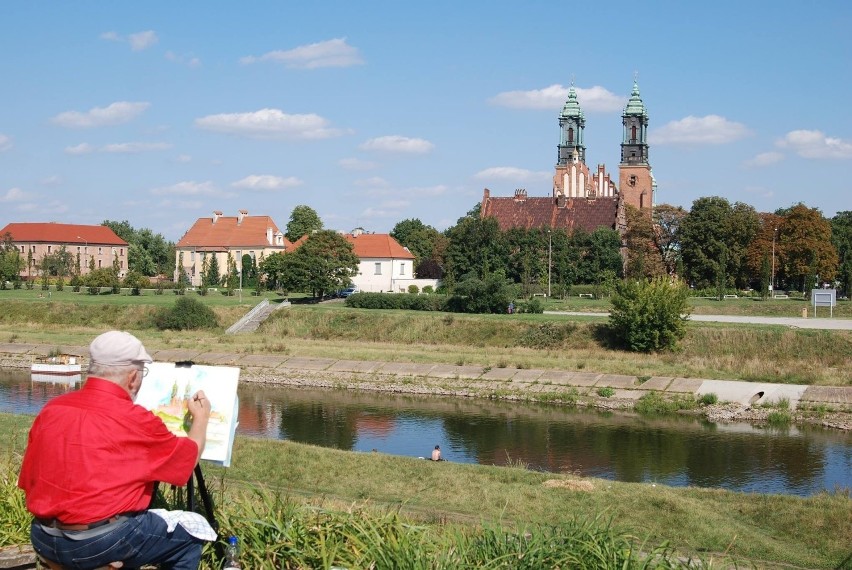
[65, 143, 95, 155]
[65, 141, 171, 154]
[231, 175, 303, 190]
[359, 199, 413, 219]
[100, 30, 158, 51]
[339, 157, 377, 170]
[240, 38, 363, 69]
[40, 175, 62, 186]
[354, 176, 390, 188]
[0, 187, 29, 202]
[195, 108, 346, 139]
[473, 166, 551, 182]
[151, 181, 219, 196]
[101, 142, 172, 153]
[0, 134, 12, 151]
[129, 30, 158, 51]
[406, 184, 448, 197]
[743, 152, 784, 168]
[52, 102, 150, 128]
[651, 115, 751, 145]
[165, 51, 201, 67]
[488, 84, 624, 113]
[776, 130, 852, 159]
[175, 154, 192, 163]
[359, 135, 434, 154]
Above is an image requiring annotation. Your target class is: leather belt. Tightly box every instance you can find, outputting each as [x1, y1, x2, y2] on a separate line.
[37, 514, 127, 531]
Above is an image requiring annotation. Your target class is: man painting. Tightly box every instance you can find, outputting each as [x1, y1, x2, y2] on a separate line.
[18, 330, 213, 570]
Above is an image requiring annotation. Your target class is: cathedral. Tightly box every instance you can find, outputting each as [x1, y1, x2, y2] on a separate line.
[480, 81, 655, 233]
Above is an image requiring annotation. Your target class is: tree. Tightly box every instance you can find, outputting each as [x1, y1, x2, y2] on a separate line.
[447, 271, 515, 314]
[262, 230, 359, 298]
[609, 277, 691, 352]
[202, 254, 221, 288]
[102, 220, 174, 276]
[574, 228, 624, 285]
[745, 213, 784, 290]
[38, 246, 74, 277]
[624, 205, 666, 279]
[652, 204, 687, 276]
[830, 211, 852, 296]
[390, 218, 448, 275]
[285, 205, 323, 242]
[680, 196, 758, 289]
[444, 205, 508, 282]
[779, 204, 838, 292]
[123, 270, 151, 295]
[0, 232, 24, 288]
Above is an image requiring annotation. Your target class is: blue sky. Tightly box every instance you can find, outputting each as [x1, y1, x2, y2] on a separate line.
[1, 1, 850, 242]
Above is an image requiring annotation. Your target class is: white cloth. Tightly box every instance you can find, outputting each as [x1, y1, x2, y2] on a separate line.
[149, 509, 217, 541]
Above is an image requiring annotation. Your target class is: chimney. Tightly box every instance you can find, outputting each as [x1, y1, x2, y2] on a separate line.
[266, 227, 273, 245]
[212, 211, 223, 224]
[483, 188, 490, 199]
[238, 209, 248, 224]
[513, 188, 527, 201]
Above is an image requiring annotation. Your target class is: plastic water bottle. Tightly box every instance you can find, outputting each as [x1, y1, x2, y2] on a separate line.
[223, 535, 241, 569]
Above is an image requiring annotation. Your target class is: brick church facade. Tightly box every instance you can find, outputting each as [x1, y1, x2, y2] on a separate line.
[481, 81, 654, 233]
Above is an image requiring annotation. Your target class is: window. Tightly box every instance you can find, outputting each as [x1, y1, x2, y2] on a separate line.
[98, 260, 102, 268]
[77, 246, 81, 254]
[400, 263, 406, 276]
[98, 247, 102, 255]
[47, 246, 52, 253]
[19, 246, 24, 253]
[120, 248, 124, 256]
[191, 252, 195, 261]
[31, 245, 36, 253]
[374, 262, 382, 275]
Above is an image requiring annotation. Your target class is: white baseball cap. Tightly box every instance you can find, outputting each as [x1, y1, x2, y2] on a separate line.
[89, 331, 153, 366]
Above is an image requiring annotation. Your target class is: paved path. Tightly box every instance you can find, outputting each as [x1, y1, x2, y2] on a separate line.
[545, 311, 852, 330]
[2, 344, 850, 410]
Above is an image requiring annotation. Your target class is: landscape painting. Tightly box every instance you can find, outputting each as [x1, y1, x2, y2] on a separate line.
[135, 362, 240, 467]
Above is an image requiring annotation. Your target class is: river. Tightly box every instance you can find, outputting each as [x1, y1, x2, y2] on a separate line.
[2, 369, 850, 497]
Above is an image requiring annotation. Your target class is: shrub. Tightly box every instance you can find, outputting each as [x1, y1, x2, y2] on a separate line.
[154, 296, 218, 330]
[608, 277, 691, 352]
[634, 392, 696, 415]
[596, 386, 615, 398]
[407, 284, 419, 294]
[699, 393, 718, 406]
[422, 285, 434, 294]
[516, 298, 544, 314]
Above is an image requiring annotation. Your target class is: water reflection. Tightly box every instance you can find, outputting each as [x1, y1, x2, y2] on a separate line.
[2, 369, 850, 497]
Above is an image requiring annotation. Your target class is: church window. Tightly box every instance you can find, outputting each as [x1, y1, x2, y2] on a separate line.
[568, 128, 574, 143]
[631, 125, 637, 141]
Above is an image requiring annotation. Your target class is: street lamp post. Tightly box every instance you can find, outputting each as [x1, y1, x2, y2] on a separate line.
[770, 227, 777, 295]
[547, 230, 552, 298]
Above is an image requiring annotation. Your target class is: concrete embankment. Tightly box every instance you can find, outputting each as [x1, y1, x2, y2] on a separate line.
[2, 342, 850, 430]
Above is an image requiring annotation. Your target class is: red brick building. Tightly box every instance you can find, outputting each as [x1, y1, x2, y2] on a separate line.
[0, 222, 129, 278]
[481, 81, 655, 233]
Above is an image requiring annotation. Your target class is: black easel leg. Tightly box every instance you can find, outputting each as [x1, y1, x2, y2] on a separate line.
[193, 464, 219, 533]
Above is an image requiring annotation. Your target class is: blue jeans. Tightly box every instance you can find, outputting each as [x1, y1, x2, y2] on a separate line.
[31, 512, 204, 570]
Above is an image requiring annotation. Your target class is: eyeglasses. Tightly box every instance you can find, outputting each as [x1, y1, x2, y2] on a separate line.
[138, 365, 149, 378]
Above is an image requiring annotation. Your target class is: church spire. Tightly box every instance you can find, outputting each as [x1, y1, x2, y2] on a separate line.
[620, 80, 649, 165]
[557, 85, 586, 165]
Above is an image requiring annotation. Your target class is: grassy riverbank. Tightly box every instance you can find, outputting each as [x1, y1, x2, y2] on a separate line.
[1, 296, 849, 385]
[1, 413, 849, 569]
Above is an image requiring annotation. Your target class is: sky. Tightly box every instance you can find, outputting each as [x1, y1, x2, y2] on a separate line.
[1, 1, 850, 243]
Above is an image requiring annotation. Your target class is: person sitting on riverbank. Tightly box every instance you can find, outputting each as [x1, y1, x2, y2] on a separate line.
[431, 445, 443, 461]
[18, 330, 213, 570]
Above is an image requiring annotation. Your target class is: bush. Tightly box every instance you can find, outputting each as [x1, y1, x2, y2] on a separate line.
[516, 298, 544, 314]
[699, 393, 718, 406]
[154, 296, 219, 330]
[422, 285, 434, 294]
[407, 284, 419, 294]
[596, 386, 615, 398]
[345, 292, 446, 311]
[608, 278, 691, 352]
[634, 392, 697, 415]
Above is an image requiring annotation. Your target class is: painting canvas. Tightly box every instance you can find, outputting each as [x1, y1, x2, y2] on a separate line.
[135, 362, 240, 467]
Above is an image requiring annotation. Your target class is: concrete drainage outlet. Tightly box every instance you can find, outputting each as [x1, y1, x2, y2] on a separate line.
[749, 391, 765, 406]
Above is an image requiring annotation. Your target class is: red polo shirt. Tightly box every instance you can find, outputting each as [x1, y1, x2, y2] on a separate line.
[18, 377, 198, 524]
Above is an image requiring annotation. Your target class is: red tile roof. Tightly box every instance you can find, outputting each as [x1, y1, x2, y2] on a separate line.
[344, 233, 414, 259]
[176, 214, 289, 250]
[0, 223, 128, 246]
[481, 194, 619, 233]
[290, 232, 414, 259]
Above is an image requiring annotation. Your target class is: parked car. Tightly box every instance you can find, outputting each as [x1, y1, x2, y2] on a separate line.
[338, 286, 359, 298]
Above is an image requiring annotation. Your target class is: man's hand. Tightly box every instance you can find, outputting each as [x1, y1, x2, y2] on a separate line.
[186, 390, 212, 462]
[187, 390, 212, 420]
